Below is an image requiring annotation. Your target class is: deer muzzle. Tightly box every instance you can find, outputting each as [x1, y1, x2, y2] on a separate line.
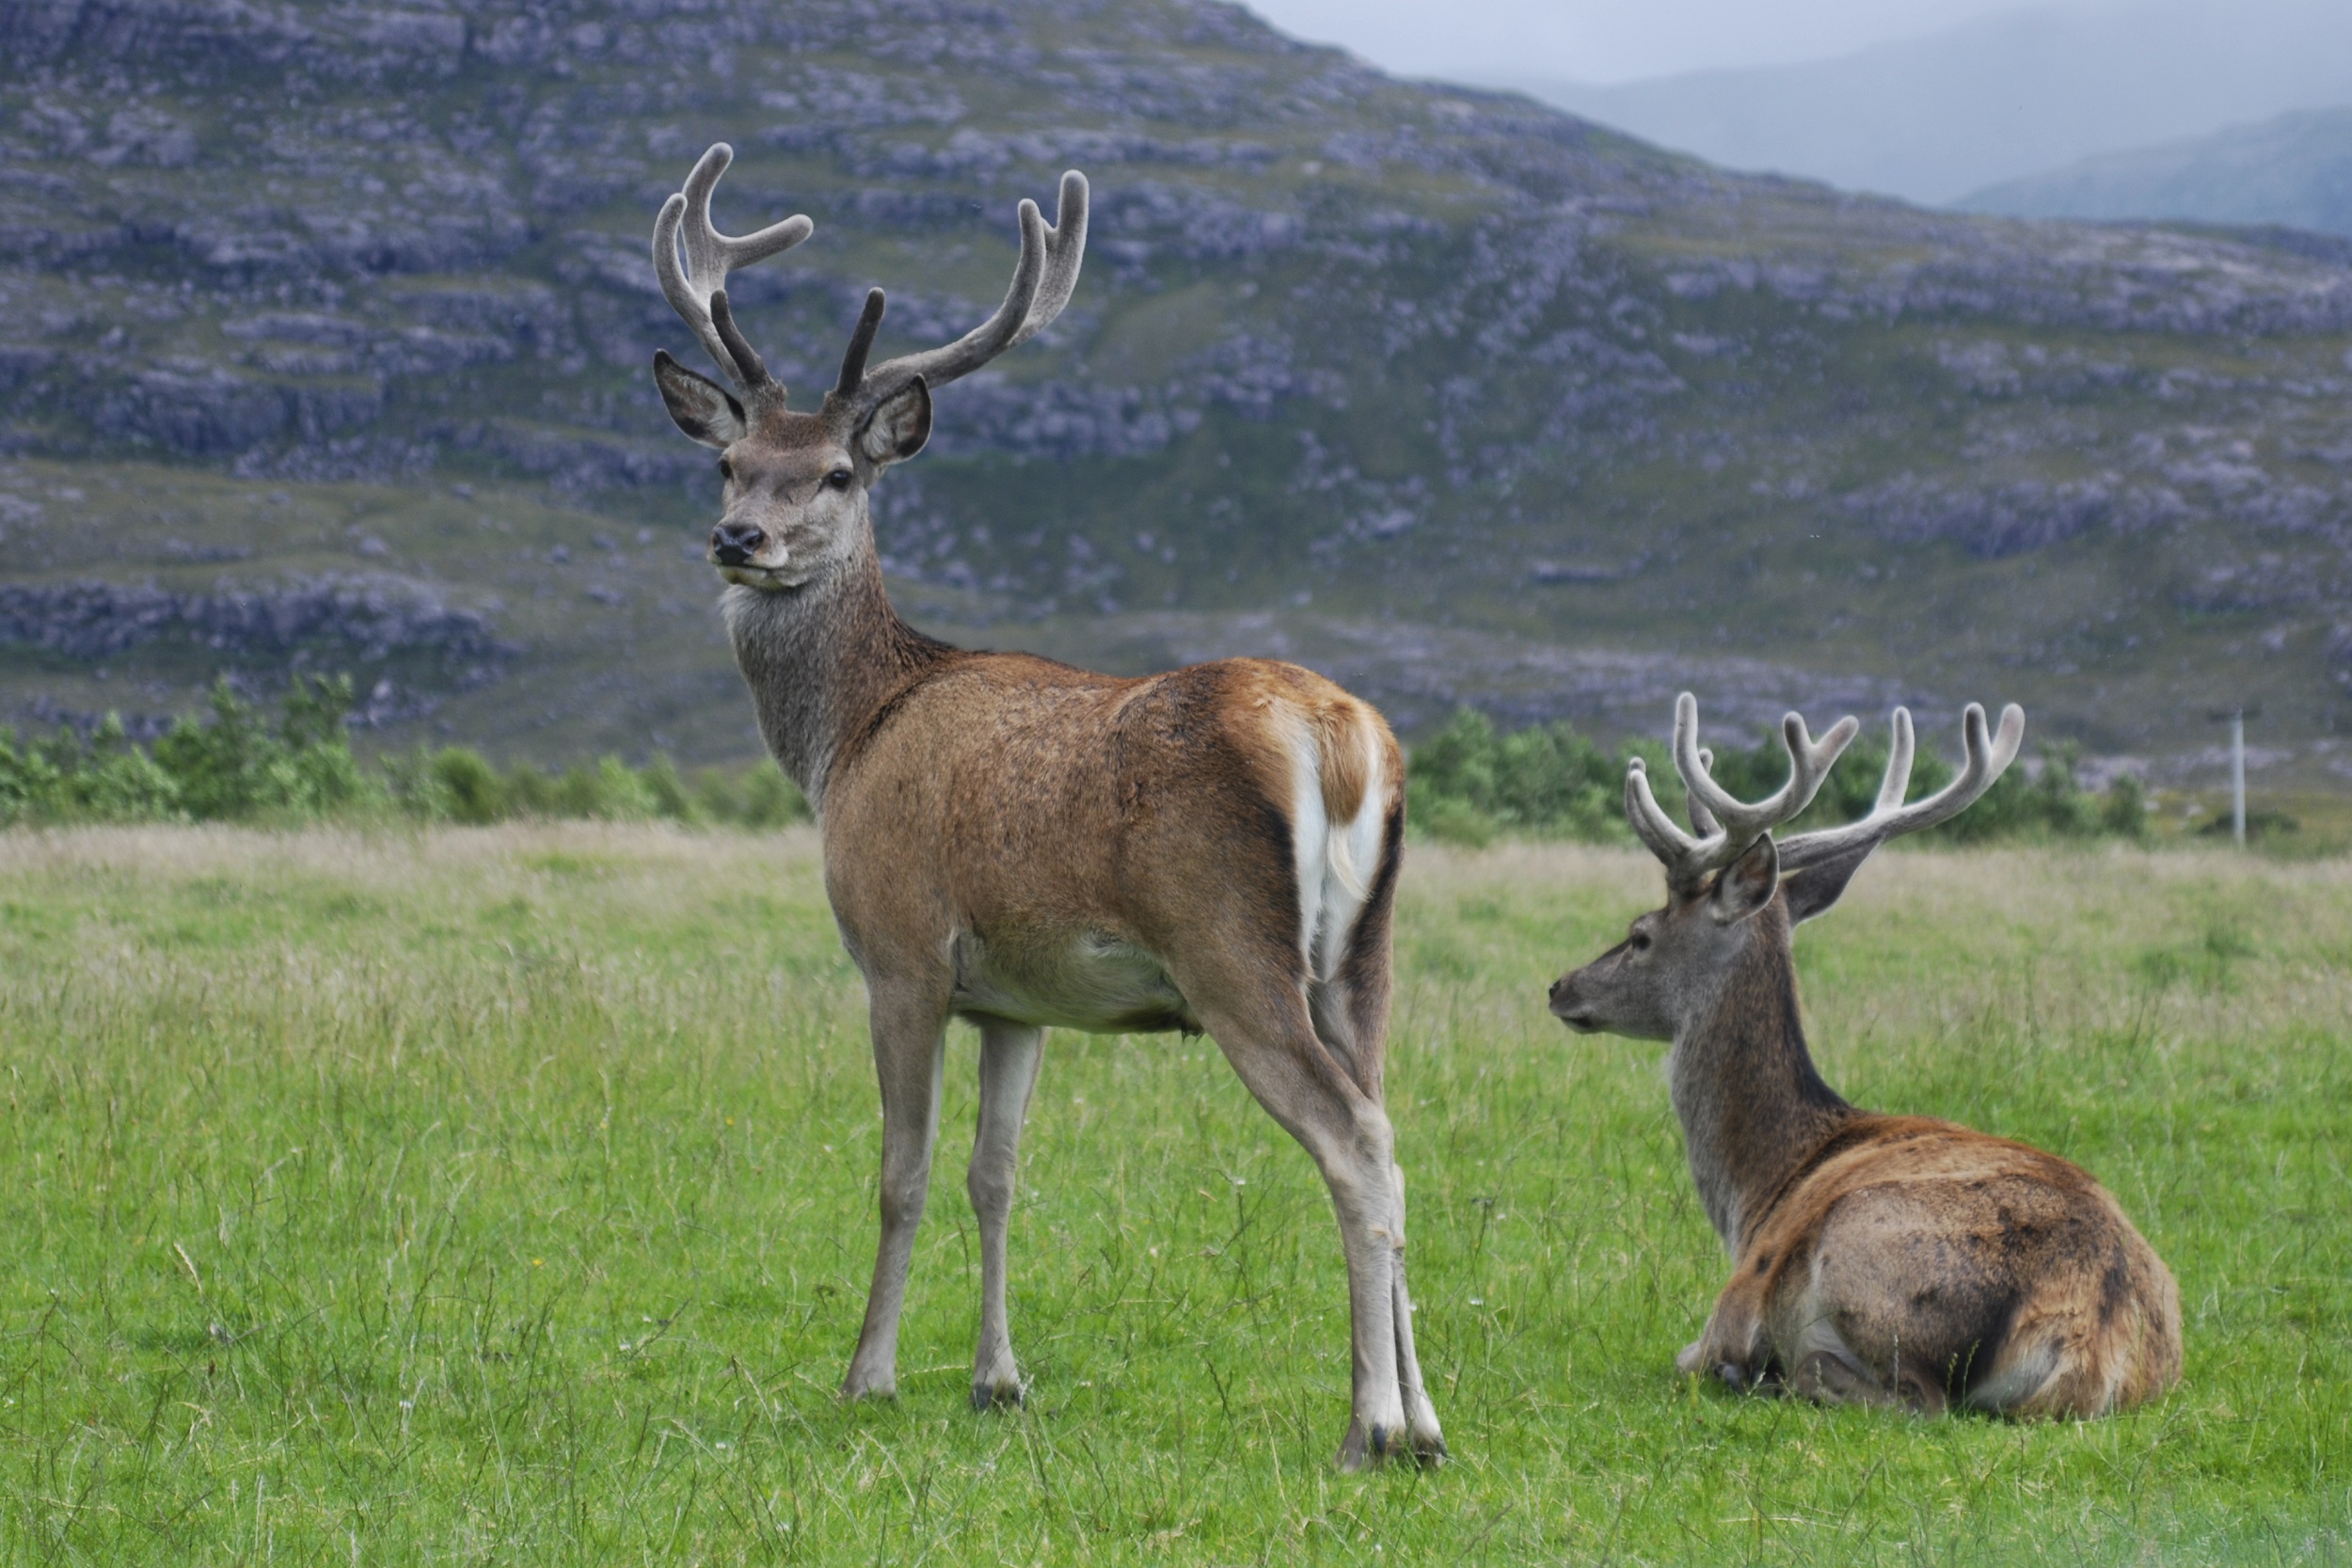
[1549, 973, 1598, 1031]
[710, 520, 769, 567]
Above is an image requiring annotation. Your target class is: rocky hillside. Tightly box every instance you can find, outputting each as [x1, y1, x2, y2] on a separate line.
[4, 0, 2351, 784]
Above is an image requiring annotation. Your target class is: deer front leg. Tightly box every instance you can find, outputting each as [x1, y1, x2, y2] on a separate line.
[967, 1020, 1044, 1410]
[842, 986, 948, 1402]
[1681, 1272, 1772, 1392]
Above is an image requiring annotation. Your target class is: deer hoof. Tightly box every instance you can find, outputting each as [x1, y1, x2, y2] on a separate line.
[1405, 1397, 1447, 1467]
[839, 1368, 898, 1403]
[970, 1379, 1025, 1412]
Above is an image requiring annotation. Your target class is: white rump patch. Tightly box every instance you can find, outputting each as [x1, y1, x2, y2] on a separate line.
[1285, 715, 1385, 982]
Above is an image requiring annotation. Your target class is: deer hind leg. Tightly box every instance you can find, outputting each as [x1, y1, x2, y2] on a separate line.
[1788, 1347, 1915, 1407]
[1784, 1308, 1947, 1412]
[1191, 985, 1406, 1471]
[967, 1020, 1044, 1410]
[1315, 972, 1442, 1465]
[1385, 1162, 1446, 1463]
[842, 985, 948, 1402]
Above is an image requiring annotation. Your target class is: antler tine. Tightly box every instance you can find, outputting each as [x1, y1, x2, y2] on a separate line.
[708, 293, 768, 389]
[845, 170, 1088, 411]
[652, 144, 813, 397]
[1674, 693, 1860, 847]
[1779, 703, 2026, 871]
[833, 289, 887, 400]
[1621, 695, 1854, 893]
[1004, 169, 1089, 351]
[1875, 707, 1916, 814]
[1625, 758, 1705, 872]
[1687, 746, 1722, 835]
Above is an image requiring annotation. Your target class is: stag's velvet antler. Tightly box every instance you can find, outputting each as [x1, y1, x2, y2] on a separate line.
[1625, 693, 1860, 895]
[1775, 703, 2026, 872]
[827, 169, 1089, 417]
[653, 145, 1088, 426]
[651, 144, 813, 401]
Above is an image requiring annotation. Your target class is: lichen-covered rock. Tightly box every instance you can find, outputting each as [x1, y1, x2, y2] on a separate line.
[0, 573, 515, 675]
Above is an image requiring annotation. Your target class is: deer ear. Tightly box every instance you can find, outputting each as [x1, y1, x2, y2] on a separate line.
[654, 351, 746, 449]
[1782, 843, 1873, 926]
[858, 376, 931, 467]
[1708, 835, 1780, 925]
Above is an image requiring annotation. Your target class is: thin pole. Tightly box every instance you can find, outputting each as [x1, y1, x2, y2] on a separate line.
[2231, 708, 2246, 848]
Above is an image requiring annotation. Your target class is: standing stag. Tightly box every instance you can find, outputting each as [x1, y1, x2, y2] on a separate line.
[644, 145, 1442, 1467]
[1549, 695, 2180, 1416]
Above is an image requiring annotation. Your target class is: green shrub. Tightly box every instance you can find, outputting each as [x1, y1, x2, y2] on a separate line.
[0, 673, 821, 831]
[429, 748, 505, 825]
[501, 764, 560, 819]
[593, 757, 657, 819]
[642, 755, 698, 823]
[733, 762, 810, 827]
[1405, 708, 1625, 840]
[691, 760, 808, 827]
[278, 676, 372, 812]
[1415, 794, 1498, 847]
[551, 764, 603, 818]
[2102, 772, 2152, 839]
[0, 727, 66, 825]
[143, 676, 376, 821]
[63, 716, 183, 820]
[150, 680, 278, 818]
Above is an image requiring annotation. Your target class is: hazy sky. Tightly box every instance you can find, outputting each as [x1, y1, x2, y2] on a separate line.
[1244, 0, 2153, 85]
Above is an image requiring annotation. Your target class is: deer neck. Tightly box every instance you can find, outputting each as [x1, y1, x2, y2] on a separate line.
[718, 540, 951, 815]
[1667, 908, 1853, 1254]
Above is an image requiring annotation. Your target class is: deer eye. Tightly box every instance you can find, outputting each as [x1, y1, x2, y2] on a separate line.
[1629, 930, 1652, 954]
[716, 457, 734, 483]
[824, 467, 853, 490]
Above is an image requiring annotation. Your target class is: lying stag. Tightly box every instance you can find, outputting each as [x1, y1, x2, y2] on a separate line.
[645, 146, 1441, 1466]
[1550, 695, 2180, 1416]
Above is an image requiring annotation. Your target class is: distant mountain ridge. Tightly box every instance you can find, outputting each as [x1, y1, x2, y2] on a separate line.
[1504, 0, 2352, 205]
[3, 0, 2351, 784]
[1962, 106, 2352, 237]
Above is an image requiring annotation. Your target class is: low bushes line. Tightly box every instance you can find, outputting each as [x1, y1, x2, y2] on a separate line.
[0, 677, 808, 828]
[1, 681, 2147, 842]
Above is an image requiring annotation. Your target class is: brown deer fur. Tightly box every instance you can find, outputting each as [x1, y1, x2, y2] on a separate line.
[1549, 697, 2181, 1417]
[647, 145, 1441, 1467]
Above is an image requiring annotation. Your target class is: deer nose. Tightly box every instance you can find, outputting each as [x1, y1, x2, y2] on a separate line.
[710, 521, 766, 565]
[1549, 975, 1591, 1026]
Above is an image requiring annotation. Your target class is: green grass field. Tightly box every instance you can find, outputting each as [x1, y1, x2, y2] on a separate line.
[0, 828, 2344, 1564]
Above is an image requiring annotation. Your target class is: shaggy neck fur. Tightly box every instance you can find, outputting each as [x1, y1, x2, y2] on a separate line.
[1667, 900, 1854, 1253]
[719, 531, 955, 814]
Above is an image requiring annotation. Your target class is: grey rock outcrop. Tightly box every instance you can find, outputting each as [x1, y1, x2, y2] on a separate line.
[0, 573, 515, 681]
